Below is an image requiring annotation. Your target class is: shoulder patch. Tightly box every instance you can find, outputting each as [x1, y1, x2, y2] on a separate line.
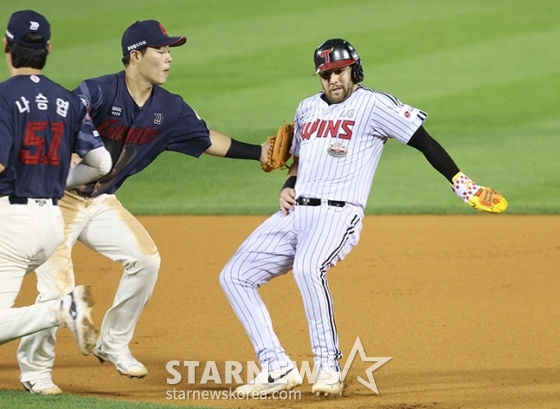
[77, 94, 90, 111]
[398, 104, 420, 122]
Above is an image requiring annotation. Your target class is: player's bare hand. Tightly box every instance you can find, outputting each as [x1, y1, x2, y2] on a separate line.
[259, 139, 271, 166]
[280, 188, 296, 215]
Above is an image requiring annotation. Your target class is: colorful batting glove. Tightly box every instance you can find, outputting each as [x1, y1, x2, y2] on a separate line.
[452, 172, 508, 213]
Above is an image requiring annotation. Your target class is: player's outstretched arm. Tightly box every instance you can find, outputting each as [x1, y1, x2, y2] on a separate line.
[450, 172, 508, 213]
[407, 126, 507, 213]
[280, 157, 299, 216]
[206, 129, 269, 166]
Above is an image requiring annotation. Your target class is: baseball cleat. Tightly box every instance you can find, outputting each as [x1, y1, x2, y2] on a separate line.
[93, 347, 148, 378]
[22, 378, 62, 395]
[58, 285, 97, 356]
[312, 369, 344, 397]
[234, 365, 302, 397]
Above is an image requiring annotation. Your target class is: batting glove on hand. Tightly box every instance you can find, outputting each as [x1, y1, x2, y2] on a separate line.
[452, 172, 508, 213]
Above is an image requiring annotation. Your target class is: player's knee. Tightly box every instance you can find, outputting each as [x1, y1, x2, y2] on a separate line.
[124, 251, 161, 276]
[219, 265, 235, 291]
[144, 251, 161, 273]
[292, 261, 320, 285]
[219, 263, 251, 291]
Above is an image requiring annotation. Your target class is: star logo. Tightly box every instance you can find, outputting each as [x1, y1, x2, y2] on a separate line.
[340, 336, 392, 394]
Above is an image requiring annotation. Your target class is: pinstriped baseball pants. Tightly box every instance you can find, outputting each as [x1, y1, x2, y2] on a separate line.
[220, 204, 363, 372]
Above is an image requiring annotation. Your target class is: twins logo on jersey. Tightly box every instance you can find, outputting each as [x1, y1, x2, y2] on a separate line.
[301, 119, 355, 140]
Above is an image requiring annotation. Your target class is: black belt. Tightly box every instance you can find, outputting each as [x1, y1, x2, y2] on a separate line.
[296, 197, 345, 208]
[6, 196, 58, 205]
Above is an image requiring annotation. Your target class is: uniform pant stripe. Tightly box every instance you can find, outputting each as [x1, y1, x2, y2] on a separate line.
[318, 214, 360, 366]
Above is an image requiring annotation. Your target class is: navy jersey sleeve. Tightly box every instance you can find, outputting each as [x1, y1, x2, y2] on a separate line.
[72, 103, 104, 157]
[73, 78, 104, 121]
[166, 101, 211, 157]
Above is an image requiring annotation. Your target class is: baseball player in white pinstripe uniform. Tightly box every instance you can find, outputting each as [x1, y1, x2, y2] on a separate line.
[220, 38, 506, 398]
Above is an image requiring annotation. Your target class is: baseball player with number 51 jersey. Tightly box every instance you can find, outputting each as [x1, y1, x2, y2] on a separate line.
[0, 10, 113, 395]
[220, 38, 507, 398]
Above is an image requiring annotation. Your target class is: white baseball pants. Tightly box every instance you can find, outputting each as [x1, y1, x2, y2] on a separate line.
[0, 197, 64, 345]
[17, 191, 160, 382]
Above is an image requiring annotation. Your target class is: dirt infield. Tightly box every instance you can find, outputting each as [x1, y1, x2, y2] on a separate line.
[2, 215, 559, 409]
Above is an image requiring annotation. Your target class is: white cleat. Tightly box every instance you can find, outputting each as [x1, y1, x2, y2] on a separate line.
[22, 378, 62, 395]
[312, 369, 344, 397]
[93, 347, 148, 378]
[235, 366, 302, 398]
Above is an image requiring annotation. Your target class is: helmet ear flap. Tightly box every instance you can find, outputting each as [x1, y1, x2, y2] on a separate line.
[351, 60, 364, 83]
[346, 42, 364, 83]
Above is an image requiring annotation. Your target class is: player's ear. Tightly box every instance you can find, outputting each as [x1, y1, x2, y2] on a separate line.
[3, 36, 8, 54]
[129, 50, 141, 63]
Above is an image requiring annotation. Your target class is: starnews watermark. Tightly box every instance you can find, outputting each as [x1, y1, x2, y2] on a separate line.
[166, 387, 301, 401]
[165, 336, 391, 400]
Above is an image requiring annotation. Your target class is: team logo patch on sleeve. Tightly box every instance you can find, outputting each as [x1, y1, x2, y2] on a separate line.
[398, 104, 420, 122]
[78, 94, 90, 110]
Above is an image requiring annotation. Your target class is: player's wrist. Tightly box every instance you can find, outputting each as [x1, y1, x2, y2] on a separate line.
[451, 171, 481, 202]
[225, 139, 261, 160]
[282, 175, 297, 191]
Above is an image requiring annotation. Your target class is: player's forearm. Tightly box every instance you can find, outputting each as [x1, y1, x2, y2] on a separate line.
[206, 129, 262, 160]
[281, 158, 299, 190]
[278, 158, 299, 215]
[407, 126, 459, 182]
[286, 157, 299, 179]
[66, 147, 112, 189]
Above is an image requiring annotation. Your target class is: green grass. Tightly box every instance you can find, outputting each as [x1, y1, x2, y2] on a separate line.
[1, 0, 558, 215]
[0, 390, 217, 409]
[0, 2, 558, 408]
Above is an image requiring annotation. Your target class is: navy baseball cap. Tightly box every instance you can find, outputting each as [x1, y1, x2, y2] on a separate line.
[5, 10, 51, 49]
[121, 20, 186, 55]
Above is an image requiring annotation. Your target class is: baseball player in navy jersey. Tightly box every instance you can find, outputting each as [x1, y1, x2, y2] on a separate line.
[220, 38, 506, 398]
[17, 19, 270, 392]
[0, 10, 112, 395]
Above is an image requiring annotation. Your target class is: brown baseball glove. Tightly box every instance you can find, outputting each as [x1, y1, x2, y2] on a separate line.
[261, 122, 294, 172]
